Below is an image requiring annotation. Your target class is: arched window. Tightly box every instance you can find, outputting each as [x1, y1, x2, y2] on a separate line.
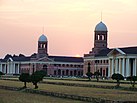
[70, 71, 73, 76]
[43, 65, 48, 75]
[98, 35, 100, 40]
[62, 71, 65, 76]
[66, 70, 69, 76]
[66, 64, 69, 67]
[62, 64, 65, 67]
[74, 70, 77, 76]
[54, 70, 56, 75]
[100, 68, 102, 76]
[78, 71, 80, 76]
[58, 69, 61, 75]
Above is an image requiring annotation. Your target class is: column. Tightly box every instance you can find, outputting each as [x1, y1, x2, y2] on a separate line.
[4, 64, 6, 73]
[115, 59, 118, 73]
[10, 62, 13, 74]
[112, 59, 114, 75]
[133, 59, 136, 76]
[119, 58, 122, 74]
[7, 62, 9, 74]
[122, 58, 125, 77]
[126, 58, 130, 77]
[0, 64, 2, 72]
[13, 63, 15, 74]
[17, 63, 20, 74]
[135, 58, 137, 76]
[108, 59, 111, 77]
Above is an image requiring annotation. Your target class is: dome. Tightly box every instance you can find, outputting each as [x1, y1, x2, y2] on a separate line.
[95, 21, 107, 31]
[38, 34, 47, 42]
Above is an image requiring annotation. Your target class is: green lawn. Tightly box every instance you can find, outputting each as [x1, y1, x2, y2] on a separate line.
[43, 79, 131, 87]
[0, 89, 88, 103]
[2, 76, 132, 87]
[0, 80, 137, 101]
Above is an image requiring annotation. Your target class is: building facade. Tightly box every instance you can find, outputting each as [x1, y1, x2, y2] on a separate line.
[84, 21, 137, 78]
[0, 21, 137, 78]
[0, 34, 83, 77]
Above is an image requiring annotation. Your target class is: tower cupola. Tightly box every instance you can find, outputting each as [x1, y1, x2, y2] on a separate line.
[92, 21, 108, 54]
[37, 34, 48, 58]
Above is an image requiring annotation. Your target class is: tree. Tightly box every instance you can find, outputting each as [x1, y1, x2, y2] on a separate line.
[86, 72, 93, 81]
[112, 73, 124, 87]
[94, 70, 101, 82]
[19, 73, 31, 88]
[127, 76, 137, 88]
[0, 71, 4, 79]
[31, 70, 46, 89]
[86, 62, 93, 81]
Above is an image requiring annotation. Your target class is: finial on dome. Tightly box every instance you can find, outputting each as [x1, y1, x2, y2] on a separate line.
[101, 11, 102, 21]
[42, 26, 45, 34]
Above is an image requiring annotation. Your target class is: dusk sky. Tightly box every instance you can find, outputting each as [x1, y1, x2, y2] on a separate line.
[0, 0, 137, 58]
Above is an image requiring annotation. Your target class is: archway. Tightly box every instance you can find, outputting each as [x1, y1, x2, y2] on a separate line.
[43, 65, 48, 75]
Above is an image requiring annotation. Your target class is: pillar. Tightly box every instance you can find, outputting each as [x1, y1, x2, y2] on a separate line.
[122, 58, 125, 77]
[10, 62, 13, 74]
[7, 63, 9, 74]
[108, 59, 111, 77]
[0, 64, 2, 72]
[133, 59, 136, 76]
[126, 58, 130, 77]
[13, 63, 15, 74]
[119, 58, 122, 74]
[115, 59, 118, 73]
[17, 63, 20, 74]
[135, 59, 137, 76]
[112, 59, 114, 75]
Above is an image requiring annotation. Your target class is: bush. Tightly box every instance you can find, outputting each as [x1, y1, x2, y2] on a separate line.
[19, 73, 31, 88]
[94, 70, 101, 82]
[127, 76, 137, 88]
[112, 73, 124, 87]
[31, 70, 47, 89]
[86, 72, 93, 81]
[0, 71, 4, 79]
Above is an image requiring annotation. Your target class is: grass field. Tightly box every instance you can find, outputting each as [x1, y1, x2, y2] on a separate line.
[43, 79, 131, 87]
[0, 80, 137, 101]
[0, 89, 88, 103]
[2, 76, 133, 87]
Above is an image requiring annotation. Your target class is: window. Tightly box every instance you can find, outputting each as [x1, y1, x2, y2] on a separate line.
[62, 64, 65, 67]
[66, 70, 69, 76]
[66, 64, 69, 67]
[70, 64, 73, 67]
[54, 70, 56, 75]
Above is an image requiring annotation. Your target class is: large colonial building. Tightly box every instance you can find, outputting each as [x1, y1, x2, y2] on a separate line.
[0, 34, 83, 77]
[84, 21, 137, 78]
[0, 21, 137, 78]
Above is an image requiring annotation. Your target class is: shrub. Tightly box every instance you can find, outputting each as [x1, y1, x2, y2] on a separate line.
[19, 73, 31, 88]
[86, 72, 93, 81]
[31, 70, 46, 89]
[94, 70, 101, 82]
[112, 73, 124, 87]
[127, 76, 137, 88]
[0, 71, 4, 79]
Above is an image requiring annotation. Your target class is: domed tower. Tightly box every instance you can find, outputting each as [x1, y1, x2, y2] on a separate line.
[92, 21, 108, 54]
[37, 34, 48, 58]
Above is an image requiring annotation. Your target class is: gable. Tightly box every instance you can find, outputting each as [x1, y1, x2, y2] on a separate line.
[37, 56, 54, 62]
[107, 48, 126, 56]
